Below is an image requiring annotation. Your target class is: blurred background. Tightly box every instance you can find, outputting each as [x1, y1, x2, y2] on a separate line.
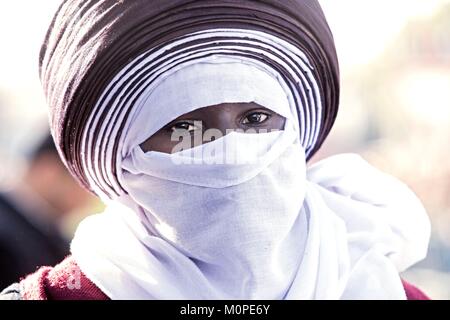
[0, 1, 448, 298]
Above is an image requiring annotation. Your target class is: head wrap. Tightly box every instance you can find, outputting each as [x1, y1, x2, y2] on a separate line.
[40, 0, 339, 197]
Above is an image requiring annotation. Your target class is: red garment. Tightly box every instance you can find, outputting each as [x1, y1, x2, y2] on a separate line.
[19, 256, 429, 300]
[20, 256, 108, 300]
[401, 279, 431, 300]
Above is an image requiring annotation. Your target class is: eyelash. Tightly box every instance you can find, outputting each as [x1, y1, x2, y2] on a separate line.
[241, 111, 271, 125]
[167, 120, 199, 133]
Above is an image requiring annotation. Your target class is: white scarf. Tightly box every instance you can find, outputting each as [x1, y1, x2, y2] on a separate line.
[71, 33, 430, 300]
[71, 141, 430, 299]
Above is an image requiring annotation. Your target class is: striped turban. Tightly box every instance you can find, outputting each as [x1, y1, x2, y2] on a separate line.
[40, 0, 340, 197]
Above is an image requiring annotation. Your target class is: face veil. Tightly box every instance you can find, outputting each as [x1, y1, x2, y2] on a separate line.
[41, 0, 430, 300]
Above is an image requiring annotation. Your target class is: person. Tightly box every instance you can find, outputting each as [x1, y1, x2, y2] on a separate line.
[1, 0, 431, 300]
[0, 134, 92, 289]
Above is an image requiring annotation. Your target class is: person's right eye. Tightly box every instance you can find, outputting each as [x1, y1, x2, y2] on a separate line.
[168, 121, 201, 133]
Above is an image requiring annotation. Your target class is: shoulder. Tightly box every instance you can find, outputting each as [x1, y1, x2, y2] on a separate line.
[0, 256, 109, 300]
[0, 258, 431, 300]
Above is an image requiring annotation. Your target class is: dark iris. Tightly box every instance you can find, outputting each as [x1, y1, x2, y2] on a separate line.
[169, 121, 198, 132]
[242, 112, 269, 124]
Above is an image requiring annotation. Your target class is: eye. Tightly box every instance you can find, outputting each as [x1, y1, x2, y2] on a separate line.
[241, 112, 270, 125]
[169, 121, 201, 133]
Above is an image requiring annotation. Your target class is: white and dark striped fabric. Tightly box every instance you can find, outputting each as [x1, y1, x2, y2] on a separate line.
[40, 0, 339, 198]
[81, 29, 323, 198]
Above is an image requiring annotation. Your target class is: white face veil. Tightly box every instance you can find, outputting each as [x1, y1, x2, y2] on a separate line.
[70, 30, 430, 300]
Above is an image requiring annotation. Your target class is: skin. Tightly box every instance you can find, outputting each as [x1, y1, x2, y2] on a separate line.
[140, 102, 286, 153]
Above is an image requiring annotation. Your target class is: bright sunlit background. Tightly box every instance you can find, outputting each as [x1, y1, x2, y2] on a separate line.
[0, 1, 449, 299]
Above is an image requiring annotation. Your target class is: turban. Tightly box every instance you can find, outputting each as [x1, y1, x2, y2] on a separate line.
[40, 0, 339, 197]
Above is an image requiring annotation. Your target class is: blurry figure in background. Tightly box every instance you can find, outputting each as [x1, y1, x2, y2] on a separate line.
[0, 134, 94, 289]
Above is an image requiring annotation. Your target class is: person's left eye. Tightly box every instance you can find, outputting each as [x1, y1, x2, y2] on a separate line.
[241, 112, 270, 125]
